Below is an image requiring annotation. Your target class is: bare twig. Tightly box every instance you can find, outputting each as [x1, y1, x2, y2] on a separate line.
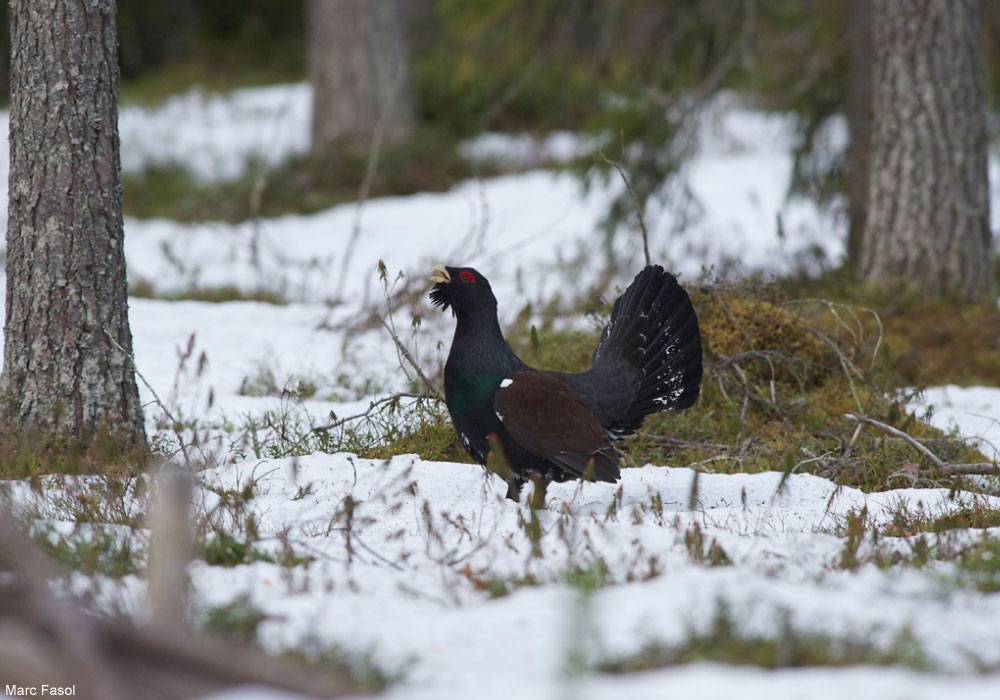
[313, 391, 436, 433]
[731, 361, 751, 444]
[104, 328, 196, 465]
[105, 330, 175, 428]
[376, 314, 444, 402]
[784, 298, 884, 370]
[843, 421, 864, 457]
[808, 326, 864, 413]
[600, 144, 651, 267]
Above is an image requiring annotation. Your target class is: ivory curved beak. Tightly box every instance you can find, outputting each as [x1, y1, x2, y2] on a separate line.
[429, 264, 451, 284]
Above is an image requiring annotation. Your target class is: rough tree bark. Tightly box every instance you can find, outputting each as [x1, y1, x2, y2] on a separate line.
[307, 0, 415, 154]
[859, 0, 994, 300]
[1, 0, 145, 446]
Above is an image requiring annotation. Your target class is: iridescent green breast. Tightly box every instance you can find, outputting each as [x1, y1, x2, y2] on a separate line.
[445, 372, 506, 416]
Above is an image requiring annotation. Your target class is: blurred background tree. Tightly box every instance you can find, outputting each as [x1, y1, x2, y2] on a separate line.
[307, 0, 415, 154]
[859, 0, 993, 301]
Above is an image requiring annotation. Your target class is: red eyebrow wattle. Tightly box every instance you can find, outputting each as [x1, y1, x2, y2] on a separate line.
[459, 270, 476, 284]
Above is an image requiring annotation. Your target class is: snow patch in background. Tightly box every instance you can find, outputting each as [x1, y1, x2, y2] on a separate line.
[118, 83, 312, 181]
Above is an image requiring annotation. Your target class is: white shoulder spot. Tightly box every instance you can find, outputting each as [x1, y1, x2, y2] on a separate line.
[500, 378, 514, 388]
[495, 411, 505, 422]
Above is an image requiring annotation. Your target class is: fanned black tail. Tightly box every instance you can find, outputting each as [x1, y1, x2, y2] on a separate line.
[591, 265, 702, 438]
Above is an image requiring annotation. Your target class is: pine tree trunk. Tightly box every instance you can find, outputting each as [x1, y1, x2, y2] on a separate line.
[1, 0, 145, 447]
[307, 0, 415, 154]
[860, 0, 994, 300]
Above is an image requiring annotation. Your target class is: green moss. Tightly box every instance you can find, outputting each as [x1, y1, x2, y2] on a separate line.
[508, 326, 598, 374]
[363, 419, 469, 464]
[700, 291, 838, 388]
[881, 303, 1000, 386]
[782, 267, 1000, 386]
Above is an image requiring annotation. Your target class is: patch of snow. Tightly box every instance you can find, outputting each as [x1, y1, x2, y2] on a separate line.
[78, 454, 1000, 700]
[459, 130, 596, 168]
[118, 83, 312, 182]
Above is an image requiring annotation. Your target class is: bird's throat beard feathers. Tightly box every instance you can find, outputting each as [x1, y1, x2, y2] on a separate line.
[429, 283, 454, 314]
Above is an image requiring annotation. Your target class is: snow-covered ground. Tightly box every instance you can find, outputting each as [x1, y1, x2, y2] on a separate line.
[2, 83, 1000, 699]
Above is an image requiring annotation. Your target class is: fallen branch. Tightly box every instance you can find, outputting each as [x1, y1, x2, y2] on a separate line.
[844, 413, 1000, 476]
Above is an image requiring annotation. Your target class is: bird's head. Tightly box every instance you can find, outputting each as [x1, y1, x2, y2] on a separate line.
[429, 264, 497, 316]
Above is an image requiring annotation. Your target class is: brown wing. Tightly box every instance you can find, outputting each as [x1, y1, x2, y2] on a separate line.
[493, 370, 620, 482]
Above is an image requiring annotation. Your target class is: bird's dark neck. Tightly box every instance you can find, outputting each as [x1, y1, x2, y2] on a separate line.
[446, 306, 523, 377]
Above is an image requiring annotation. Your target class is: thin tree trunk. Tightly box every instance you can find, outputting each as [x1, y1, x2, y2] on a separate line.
[860, 0, 994, 300]
[1, 0, 145, 447]
[307, 0, 415, 154]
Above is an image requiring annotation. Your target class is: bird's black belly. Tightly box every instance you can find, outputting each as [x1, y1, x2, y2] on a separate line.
[446, 382, 575, 484]
[450, 409, 577, 484]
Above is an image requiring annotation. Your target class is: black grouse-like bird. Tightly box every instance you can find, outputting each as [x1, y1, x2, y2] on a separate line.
[430, 264, 702, 503]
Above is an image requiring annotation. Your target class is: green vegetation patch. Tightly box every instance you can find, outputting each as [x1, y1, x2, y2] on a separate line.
[130, 278, 289, 305]
[783, 267, 1000, 387]
[882, 503, 1000, 538]
[0, 423, 149, 480]
[199, 530, 274, 568]
[597, 601, 930, 673]
[956, 535, 1000, 593]
[364, 418, 469, 464]
[122, 129, 498, 224]
[33, 525, 143, 579]
[635, 283, 991, 491]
